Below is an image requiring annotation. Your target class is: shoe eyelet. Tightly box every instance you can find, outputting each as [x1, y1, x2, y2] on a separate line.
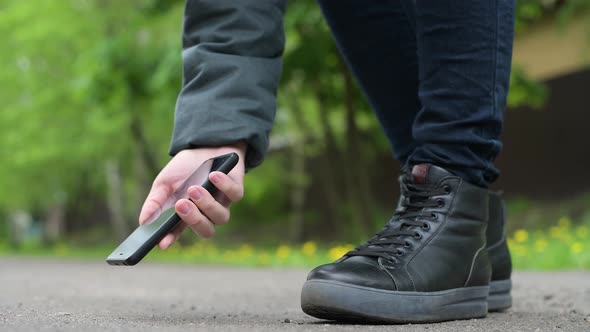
[395, 250, 404, 256]
[430, 212, 437, 220]
[443, 185, 452, 194]
[436, 199, 445, 208]
[404, 242, 412, 248]
[386, 259, 397, 268]
[422, 223, 430, 230]
[414, 232, 422, 239]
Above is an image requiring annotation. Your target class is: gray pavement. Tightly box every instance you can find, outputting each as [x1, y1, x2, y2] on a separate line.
[0, 257, 589, 331]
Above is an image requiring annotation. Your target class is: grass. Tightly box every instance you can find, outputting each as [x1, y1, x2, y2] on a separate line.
[509, 217, 590, 269]
[1, 217, 589, 270]
[0, 240, 353, 268]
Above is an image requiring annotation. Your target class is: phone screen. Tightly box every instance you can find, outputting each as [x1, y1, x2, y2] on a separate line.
[142, 158, 214, 225]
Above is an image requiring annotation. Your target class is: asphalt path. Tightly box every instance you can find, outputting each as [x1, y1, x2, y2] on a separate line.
[0, 257, 589, 331]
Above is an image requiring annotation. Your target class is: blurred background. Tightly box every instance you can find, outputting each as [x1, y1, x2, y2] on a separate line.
[1, 0, 589, 269]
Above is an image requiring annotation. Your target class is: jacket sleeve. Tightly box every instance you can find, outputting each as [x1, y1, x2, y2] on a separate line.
[169, 0, 287, 169]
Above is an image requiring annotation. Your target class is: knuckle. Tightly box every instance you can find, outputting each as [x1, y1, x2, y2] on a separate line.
[145, 197, 161, 210]
[200, 227, 215, 239]
[153, 180, 173, 195]
[183, 214, 201, 226]
[198, 199, 215, 212]
[151, 177, 164, 188]
[215, 209, 231, 225]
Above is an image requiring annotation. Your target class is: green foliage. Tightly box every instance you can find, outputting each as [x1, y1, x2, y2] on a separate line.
[0, 0, 588, 246]
[0, 0, 181, 217]
[515, 0, 546, 33]
[556, 0, 590, 29]
[507, 66, 548, 108]
[511, 0, 590, 107]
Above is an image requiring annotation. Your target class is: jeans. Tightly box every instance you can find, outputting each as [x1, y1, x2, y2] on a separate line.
[317, 0, 515, 188]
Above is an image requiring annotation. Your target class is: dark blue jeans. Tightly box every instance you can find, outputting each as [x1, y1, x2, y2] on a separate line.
[317, 0, 515, 188]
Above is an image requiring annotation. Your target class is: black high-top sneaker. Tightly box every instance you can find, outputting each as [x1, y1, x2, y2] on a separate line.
[487, 192, 512, 311]
[301, 164, 491, 323]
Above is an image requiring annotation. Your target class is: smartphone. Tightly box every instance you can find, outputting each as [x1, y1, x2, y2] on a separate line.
[106, 152, 239, 266]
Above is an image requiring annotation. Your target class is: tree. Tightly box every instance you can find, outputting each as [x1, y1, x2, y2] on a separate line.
[1, 0, 588, 245]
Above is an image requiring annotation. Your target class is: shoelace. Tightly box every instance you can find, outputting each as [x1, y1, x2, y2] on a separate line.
[345, 178, 449, 262]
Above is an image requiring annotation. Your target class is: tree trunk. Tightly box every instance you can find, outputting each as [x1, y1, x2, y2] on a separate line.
[105, 160, 129, 241]
[44, 204, 65, 245]
[133, 148, 153, 219]
[288, 138, 306, 243]
[339, 59, 376, 236]
[284, 90, 307, 242]
[313, 85, 352, 235]
[129, 110, 160, 179]
[9, 210, 32, 248]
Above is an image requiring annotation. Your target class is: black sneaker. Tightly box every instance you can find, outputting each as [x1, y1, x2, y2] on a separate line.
[487, 192, 512, 311]
[301, 164, 491, 323]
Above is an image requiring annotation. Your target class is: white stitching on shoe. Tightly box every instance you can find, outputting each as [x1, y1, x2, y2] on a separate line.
[464, 242, 487, 287]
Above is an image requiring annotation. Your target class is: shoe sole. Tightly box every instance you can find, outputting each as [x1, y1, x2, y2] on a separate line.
[488, 279, 512, 312]
[301, 280, 489, 323]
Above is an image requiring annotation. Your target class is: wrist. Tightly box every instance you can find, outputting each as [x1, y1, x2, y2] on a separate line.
[180, 142, 247, 165]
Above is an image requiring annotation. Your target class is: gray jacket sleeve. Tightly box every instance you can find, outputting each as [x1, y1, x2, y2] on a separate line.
[169, 0, 286, 169]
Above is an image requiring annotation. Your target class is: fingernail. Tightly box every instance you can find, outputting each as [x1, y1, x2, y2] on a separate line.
[189, 187, 202, 200]
[178, 202, 191, 215]
[210, 173, 219, 183]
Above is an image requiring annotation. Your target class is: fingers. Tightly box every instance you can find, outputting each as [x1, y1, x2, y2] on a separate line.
[175, 199, 216, 239]
[143, 146, 247, 251]
[209, 171, 244, 204]
[158, 181, 237, 249]
[158, 185, 233, 250]
[188, 186, 231, 225]
[157, 223, 186, 250]
[138, 149, 210, 225]
[139, 181, 172, 225]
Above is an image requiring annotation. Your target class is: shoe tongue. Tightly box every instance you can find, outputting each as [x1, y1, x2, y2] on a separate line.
[411, 164, 453, 185]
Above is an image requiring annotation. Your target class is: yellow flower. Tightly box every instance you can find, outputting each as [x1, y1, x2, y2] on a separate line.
[328, 245, 353, 261]
[513, 229, 529, 243]
[302, 241, 317, 257]
[534, 239, 548, 253]
[570, 242, 584, 255]
[239, 244, 254, 257]
[558, 217, 572, 229]
[276, 245, 291, 260]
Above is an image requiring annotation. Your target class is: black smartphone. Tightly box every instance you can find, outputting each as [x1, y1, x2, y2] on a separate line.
[106, 152, 239, 266]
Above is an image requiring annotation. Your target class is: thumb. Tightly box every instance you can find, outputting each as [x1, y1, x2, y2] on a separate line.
[139, 182, 173, 225]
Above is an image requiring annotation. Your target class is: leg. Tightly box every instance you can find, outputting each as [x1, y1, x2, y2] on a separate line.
[317, 0, 420, 163]
[302, 0, 516, 323]
[319, 3, 514, 292]
[408, 0, 515, 187]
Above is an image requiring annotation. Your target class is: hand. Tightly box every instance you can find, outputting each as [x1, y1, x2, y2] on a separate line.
[138, 143, 246, 249]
